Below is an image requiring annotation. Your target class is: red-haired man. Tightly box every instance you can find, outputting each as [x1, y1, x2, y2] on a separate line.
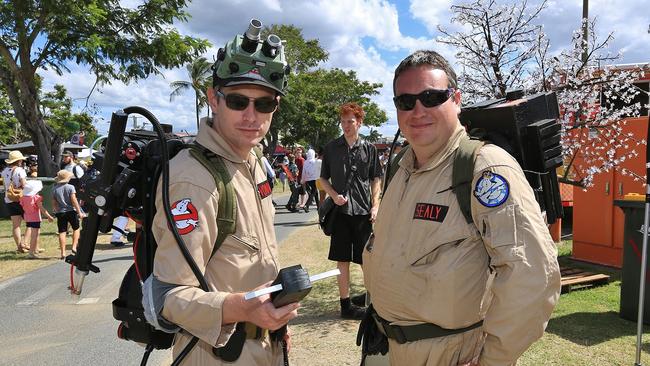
[319, 102, 382, 319]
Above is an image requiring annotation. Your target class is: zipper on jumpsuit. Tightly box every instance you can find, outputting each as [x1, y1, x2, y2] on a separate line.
[244, 160, 279, 272]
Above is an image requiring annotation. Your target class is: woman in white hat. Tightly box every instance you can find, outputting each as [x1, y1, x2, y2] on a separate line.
[1, 150, 29, 253]
[19, 180, 54, 259]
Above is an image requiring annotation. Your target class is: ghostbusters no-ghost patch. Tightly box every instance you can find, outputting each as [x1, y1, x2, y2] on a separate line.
[474, 171, 509, 207]
[171, 198, 199, 235]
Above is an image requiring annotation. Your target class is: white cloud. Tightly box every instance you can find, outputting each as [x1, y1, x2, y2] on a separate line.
[409, 0, 454, 34]
[39, 0, 645, 141]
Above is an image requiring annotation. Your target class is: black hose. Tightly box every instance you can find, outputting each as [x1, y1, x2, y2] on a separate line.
[123, 106, 206, 366]
[170, 337, 201, 366]
[139, 344, 154, 366]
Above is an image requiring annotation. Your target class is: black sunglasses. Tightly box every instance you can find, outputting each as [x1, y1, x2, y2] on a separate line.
[216, 90, 278, 113]
[393, 88, 454, 111]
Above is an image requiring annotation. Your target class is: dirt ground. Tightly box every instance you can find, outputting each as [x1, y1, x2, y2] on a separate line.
[279, 223, 366, 366]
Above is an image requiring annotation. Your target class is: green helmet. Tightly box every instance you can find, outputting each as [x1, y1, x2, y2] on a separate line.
[213, 19, 290, 96]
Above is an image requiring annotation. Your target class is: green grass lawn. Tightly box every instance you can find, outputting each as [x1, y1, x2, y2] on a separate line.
[519, 240, 650, 365]
[0, 216, 126, 281]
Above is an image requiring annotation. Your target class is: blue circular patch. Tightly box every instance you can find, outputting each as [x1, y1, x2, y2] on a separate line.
[474, 171, 509, 207]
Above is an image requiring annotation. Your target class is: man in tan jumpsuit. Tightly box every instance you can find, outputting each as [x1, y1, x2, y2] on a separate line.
[362, 50, 561, 365]
[148, 35, 299, 365]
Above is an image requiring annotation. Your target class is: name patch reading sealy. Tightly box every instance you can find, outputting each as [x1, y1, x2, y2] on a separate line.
[413, 203, 449, 222]
[257, 181, 272, 199]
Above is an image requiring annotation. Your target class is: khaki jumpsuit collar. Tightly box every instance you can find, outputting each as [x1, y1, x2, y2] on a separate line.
[398, 124, 466, 174]
[196, 117, 256, 164]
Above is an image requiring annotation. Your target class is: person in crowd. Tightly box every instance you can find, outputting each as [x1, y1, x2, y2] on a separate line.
[26, 155, 38, 177]
[285, 154, 301, 213]
[110, 216, 130, 247]
[52, 170, 86, 258]
[315, 147, 327, 206]
[300, 148, 321, 212]
[319, 102, 382, 319]
[19, 180, 54, 259]
[362, 50, 560, 365]
[294, 146, 306, 209]
[2, 151, 29, 253]
[60, 151, 85, 190]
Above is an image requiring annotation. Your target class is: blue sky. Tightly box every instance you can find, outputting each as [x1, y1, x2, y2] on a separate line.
[40, 0, 650, 140]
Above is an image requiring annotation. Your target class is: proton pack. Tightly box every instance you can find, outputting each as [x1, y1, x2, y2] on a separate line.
[385, 90, 564, 224]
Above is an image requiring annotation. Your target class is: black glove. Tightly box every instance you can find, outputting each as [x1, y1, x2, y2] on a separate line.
[356, 304, 388, 365]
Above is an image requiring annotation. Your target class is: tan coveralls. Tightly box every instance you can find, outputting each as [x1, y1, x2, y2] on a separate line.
[363, 126, 561, 366]
[152, 120, 283, 365]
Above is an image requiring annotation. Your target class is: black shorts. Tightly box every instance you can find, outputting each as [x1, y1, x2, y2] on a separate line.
[328, 213, 372, 265]
[56, 211, 80, 233]
[6, 201, 24, 217]
[26, 221, 41, 229]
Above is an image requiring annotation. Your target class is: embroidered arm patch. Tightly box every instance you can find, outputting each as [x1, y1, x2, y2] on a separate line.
[474, 171, 509, 207]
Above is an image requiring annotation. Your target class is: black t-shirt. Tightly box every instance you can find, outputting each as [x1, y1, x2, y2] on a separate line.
[320, 135, 382, 216]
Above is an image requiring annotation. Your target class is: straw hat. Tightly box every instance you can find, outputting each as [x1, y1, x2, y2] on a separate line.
[23, 180, 43, 196]
[55, 170, 74, 184]
[5, 150, 27, 164]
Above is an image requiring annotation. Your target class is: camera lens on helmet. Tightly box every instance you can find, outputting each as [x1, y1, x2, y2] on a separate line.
[229, 62, 239, 74]
[242, 19, 262, 53]
[262, 34, 281, 58]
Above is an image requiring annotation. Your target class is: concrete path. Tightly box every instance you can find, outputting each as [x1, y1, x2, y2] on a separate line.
[0, 194, 317, 366]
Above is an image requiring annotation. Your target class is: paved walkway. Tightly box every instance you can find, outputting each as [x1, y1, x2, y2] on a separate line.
[0, 194, 317, 366]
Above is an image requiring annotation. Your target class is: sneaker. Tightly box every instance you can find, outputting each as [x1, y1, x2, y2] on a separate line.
[341, 304, 366, 320]
[303, 206, 309, 213]
[111, 241, 125, 247]
[351, 293, 367, 307]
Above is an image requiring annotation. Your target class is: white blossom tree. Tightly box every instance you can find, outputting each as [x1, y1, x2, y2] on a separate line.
[543, 19, 647, 187]
[438, 0, 547, 102]
[438, 0, 648, 188]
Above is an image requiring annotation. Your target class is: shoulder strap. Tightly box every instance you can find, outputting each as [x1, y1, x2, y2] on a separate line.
[384, 146, 410, 190]
[187, 144, 237, 259]
[452, 137, 484, 224]
[252, 147, 265, 172]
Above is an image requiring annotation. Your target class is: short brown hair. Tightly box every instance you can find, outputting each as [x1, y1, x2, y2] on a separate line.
[339, 102, 365, 121]
[393, 50, 457, 94]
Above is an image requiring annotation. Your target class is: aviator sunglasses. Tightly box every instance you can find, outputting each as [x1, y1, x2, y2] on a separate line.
[393, 88, 454, 111]
[216, 90, 278, 113]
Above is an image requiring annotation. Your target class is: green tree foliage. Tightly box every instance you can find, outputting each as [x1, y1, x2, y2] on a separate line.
[262, 24, 329, 74]
[40, 84, 97, 145]
[361, 128, 382, 143]
[276, 69, 386, 149]
[260, 25, 386, 151]
[170, 56, 212, 130]
[0, 0, 209, 176]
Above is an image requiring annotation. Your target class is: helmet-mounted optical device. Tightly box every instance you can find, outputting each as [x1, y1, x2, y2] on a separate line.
[213, 19, 291, 96]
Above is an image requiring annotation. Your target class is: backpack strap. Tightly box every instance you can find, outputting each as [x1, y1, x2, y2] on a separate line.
[252, 146, 265, 170]
[385, 146, 410, 189]
[452, 136, 484, 224]
[187, 143, 237, 259]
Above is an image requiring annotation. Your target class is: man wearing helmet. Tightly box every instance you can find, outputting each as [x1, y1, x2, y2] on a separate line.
[148, 20, 298, 365]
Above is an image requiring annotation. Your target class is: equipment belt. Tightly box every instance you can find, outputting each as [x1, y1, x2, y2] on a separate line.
[243, 322, 268, 340]
[373, 313, 483, 344]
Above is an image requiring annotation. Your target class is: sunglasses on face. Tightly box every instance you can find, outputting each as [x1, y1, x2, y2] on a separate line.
[393, 88, 454, 111]
[216, 90, 278, 113]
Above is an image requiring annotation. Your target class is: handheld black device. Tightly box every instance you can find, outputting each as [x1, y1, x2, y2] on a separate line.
[270, 265, 312, 307]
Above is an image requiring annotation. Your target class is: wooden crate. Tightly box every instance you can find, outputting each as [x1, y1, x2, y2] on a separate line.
[560, 266, 610, 293]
